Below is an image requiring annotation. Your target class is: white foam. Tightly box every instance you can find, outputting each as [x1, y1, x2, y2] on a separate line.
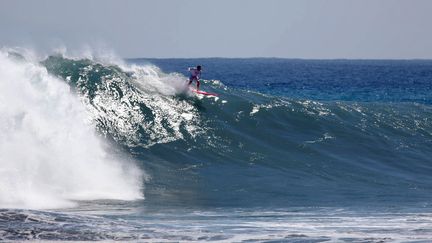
[73, 60, 204, 148]
[0, 51, 143, 209]
[127, 64, 189, 96]
[51, 45, 127, 67]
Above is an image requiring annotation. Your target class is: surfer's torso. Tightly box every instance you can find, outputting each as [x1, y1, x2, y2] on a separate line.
[188, 67, 201, 79]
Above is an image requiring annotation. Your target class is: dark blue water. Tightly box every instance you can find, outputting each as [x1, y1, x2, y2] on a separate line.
[2, 54, 432, 242]
[123, 58, 432, 209]
[137, 58, 432, 103]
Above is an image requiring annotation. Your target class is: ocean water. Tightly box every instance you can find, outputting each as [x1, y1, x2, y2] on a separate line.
[1, 50, 432, 242]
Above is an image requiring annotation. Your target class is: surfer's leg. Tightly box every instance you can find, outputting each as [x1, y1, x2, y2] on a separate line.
[188, 76, 194, 85]
[197, 80, 200, 90]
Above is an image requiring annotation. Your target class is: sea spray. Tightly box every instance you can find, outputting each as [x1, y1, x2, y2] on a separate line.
[0, 51, 143, 209]
[127, 64, 189, 96]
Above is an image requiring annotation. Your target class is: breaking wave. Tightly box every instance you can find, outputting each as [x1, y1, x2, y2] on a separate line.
[0, 51, 142, 209]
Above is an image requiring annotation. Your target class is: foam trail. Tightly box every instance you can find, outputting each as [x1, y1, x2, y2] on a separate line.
[128, 64, 189, 96]
[0, 51, 143, 209]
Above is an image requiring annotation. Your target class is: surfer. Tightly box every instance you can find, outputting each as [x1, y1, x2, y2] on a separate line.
[188, 65, 202, 90]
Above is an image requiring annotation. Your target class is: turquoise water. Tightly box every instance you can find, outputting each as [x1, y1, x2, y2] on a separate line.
[1, 53, 432, 241]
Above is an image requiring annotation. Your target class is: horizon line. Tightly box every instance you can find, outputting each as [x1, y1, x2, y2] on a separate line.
[126, 56, 432, 61]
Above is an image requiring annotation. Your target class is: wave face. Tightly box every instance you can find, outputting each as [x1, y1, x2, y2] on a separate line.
[39, 56, 432, 208]
[0, 51, 142, 209]
[42, 55, 204, 148]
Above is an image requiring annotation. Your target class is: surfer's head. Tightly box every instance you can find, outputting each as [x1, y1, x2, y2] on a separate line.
[197, 65, 202, 71]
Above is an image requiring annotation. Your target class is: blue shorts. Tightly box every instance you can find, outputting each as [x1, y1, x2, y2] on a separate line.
[189, 75, 199, 82]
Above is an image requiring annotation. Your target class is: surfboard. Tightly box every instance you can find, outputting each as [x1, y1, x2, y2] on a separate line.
[190, 88, 219, 96]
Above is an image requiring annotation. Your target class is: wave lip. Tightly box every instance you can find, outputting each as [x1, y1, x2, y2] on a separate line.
[0, 51, 143, 209]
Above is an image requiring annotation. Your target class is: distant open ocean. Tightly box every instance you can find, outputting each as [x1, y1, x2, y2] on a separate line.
[1, 51, 432, 242]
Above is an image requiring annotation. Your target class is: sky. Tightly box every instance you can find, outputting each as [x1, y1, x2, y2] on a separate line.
[0, 0, 431, 59]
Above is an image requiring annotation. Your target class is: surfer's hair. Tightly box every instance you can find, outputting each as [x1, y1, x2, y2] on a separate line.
[197, 65, 202, 70]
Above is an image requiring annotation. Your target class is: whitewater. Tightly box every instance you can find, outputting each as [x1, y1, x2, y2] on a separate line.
[0, 51, 143, 209]
[1, 49, 432, 242]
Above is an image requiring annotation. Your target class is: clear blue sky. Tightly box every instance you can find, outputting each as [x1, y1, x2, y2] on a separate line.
[1, 0, 431, 58]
